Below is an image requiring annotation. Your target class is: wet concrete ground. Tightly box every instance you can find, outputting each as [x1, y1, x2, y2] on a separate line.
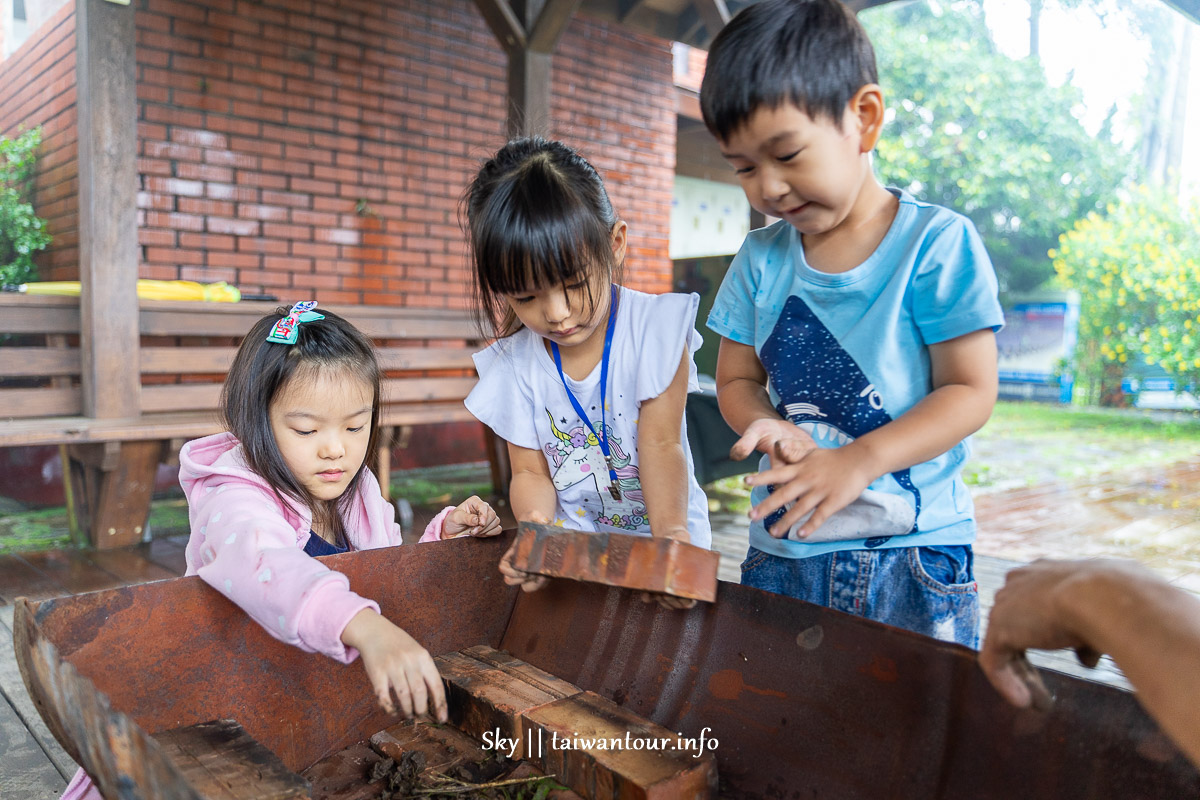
[973, 459, 1200, 593]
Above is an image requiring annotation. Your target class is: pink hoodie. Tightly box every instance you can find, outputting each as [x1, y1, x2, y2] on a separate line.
[178, 431, 451, 662]
[61, 432, 451, 800]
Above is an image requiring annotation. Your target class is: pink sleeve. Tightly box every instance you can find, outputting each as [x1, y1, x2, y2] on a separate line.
[62, 768, 101, 800]
[417, 506, 457, 543]
[189, 484, 378, 663]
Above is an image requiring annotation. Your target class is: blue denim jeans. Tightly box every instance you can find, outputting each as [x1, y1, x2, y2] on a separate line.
[740, 544, 980, 648]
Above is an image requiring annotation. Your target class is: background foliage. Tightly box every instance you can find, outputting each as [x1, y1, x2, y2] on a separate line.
[862, 1, 1132, 295]
[0, 127, 52, 286]
[1052, 186, 1200, 404]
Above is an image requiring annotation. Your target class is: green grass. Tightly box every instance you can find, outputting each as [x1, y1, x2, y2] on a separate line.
[0, 506, 73, 554]
[964, 401, 1200, 491]
[388, 463, 494, 506]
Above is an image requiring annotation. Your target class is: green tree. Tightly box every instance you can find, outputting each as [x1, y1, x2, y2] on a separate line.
[0, 127, 52, 286]
[861, 1, 1132, 294]
[1052, 186, 1200, 405]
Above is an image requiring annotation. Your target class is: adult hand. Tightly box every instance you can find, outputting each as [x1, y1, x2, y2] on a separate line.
[442, 495, 503, 538]
[979, 559, 1116, 708]
[341, 609, 447, 722]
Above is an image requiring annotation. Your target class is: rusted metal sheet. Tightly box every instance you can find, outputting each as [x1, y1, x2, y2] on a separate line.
[498, 579, 1200, 798]
[15, 530, 1200, 799]
[512, 523, 720, 602]
[13, 604, 205, 800]
[16, 536, 517, 774]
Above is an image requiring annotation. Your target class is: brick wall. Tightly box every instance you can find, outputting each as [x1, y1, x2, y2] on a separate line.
[0, 1, 78, 281]
[134, 0, 675, 307]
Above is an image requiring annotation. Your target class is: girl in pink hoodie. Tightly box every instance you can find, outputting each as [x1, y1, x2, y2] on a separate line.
[63, 303, 501, 800]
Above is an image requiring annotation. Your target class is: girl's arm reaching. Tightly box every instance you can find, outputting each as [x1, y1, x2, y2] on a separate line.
[636, 348, 692, 543]
[190, 483, 379, 663]
[340, 608, 448, 722]
[498, 444, 555, 592]
[635, 348, 699, 611]
[507, 442, 557, 523]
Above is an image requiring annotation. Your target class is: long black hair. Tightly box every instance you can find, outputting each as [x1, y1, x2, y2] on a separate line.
[463, 137, 624, 338]
[221, 306, 382, 541]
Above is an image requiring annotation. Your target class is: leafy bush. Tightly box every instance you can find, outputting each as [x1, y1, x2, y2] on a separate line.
[0, 127, 52, 286]
[863, 2, 1131, 294]
[1052, 186, 1200, 404]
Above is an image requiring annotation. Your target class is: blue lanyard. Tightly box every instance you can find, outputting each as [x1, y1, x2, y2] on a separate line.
[551, 285, 621, 501]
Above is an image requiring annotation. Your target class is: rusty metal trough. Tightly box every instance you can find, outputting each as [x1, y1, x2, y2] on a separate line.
[14, 532, 1200, 799]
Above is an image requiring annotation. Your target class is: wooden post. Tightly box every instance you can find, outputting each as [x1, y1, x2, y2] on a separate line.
[77, 0, 139, 419]
[76, 0, 146, 548]
[472, 0, 581, 138]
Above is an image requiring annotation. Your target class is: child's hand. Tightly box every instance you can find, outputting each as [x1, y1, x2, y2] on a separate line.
[341, 609, 448, 722]
[497, 511, 551, 592]
[746, 445, 875, 539]
[639, 591, 697, 610]
[442, 495, 503, 539]
[730, 418, 817, 466]
[639, 527, 697, 609]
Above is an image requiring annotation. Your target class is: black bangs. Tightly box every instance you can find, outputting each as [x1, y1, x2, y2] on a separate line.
[472, 165, 614, 296]
[700, 0, 878, 141]
[463, 138, 621, 339]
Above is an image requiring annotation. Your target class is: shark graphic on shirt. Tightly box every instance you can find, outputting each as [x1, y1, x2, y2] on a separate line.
[759, 295, 921, 546]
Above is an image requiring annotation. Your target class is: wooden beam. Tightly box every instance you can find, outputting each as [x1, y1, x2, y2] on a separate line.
[616, 0, 647, 21]
[693, 0, 730, 44]
[506, 46, 553, 138]
[527, 0, 583, 51]
[76, 0, 139, 419]
[472, 0, 526, 50]
[675, 6, 705, 47]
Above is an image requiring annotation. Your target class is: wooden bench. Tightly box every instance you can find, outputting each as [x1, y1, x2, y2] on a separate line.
[0, 294, 508, 549]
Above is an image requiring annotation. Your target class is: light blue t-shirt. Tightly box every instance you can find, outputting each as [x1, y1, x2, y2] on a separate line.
[707, 189, 1004, 559]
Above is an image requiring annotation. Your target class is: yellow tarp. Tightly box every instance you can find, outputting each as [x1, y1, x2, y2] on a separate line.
[12, 280, 241, 302]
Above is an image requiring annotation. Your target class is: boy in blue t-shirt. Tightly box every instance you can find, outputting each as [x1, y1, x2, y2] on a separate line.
[700, 0, 1004, 647]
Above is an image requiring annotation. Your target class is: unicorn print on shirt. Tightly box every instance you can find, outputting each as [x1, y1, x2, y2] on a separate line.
[544, 410, 647, 530]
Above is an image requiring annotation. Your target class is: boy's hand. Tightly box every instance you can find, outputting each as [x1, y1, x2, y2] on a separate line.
[497, 511, 551, 592]
[729, 418, 817, 467]
[442, 495, 502, 539]
[341, 609, 448, 722]
[746, 445, 875, 538]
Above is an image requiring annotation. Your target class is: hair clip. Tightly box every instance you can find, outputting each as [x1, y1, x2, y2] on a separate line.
[266, 301, 325, 344]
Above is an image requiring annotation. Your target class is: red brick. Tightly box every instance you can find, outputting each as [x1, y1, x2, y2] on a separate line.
[522, 691, 718, 800]
[434, 645, 580, 750]
[207, 216, 261, 236]
[511, 524, 719, 603]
